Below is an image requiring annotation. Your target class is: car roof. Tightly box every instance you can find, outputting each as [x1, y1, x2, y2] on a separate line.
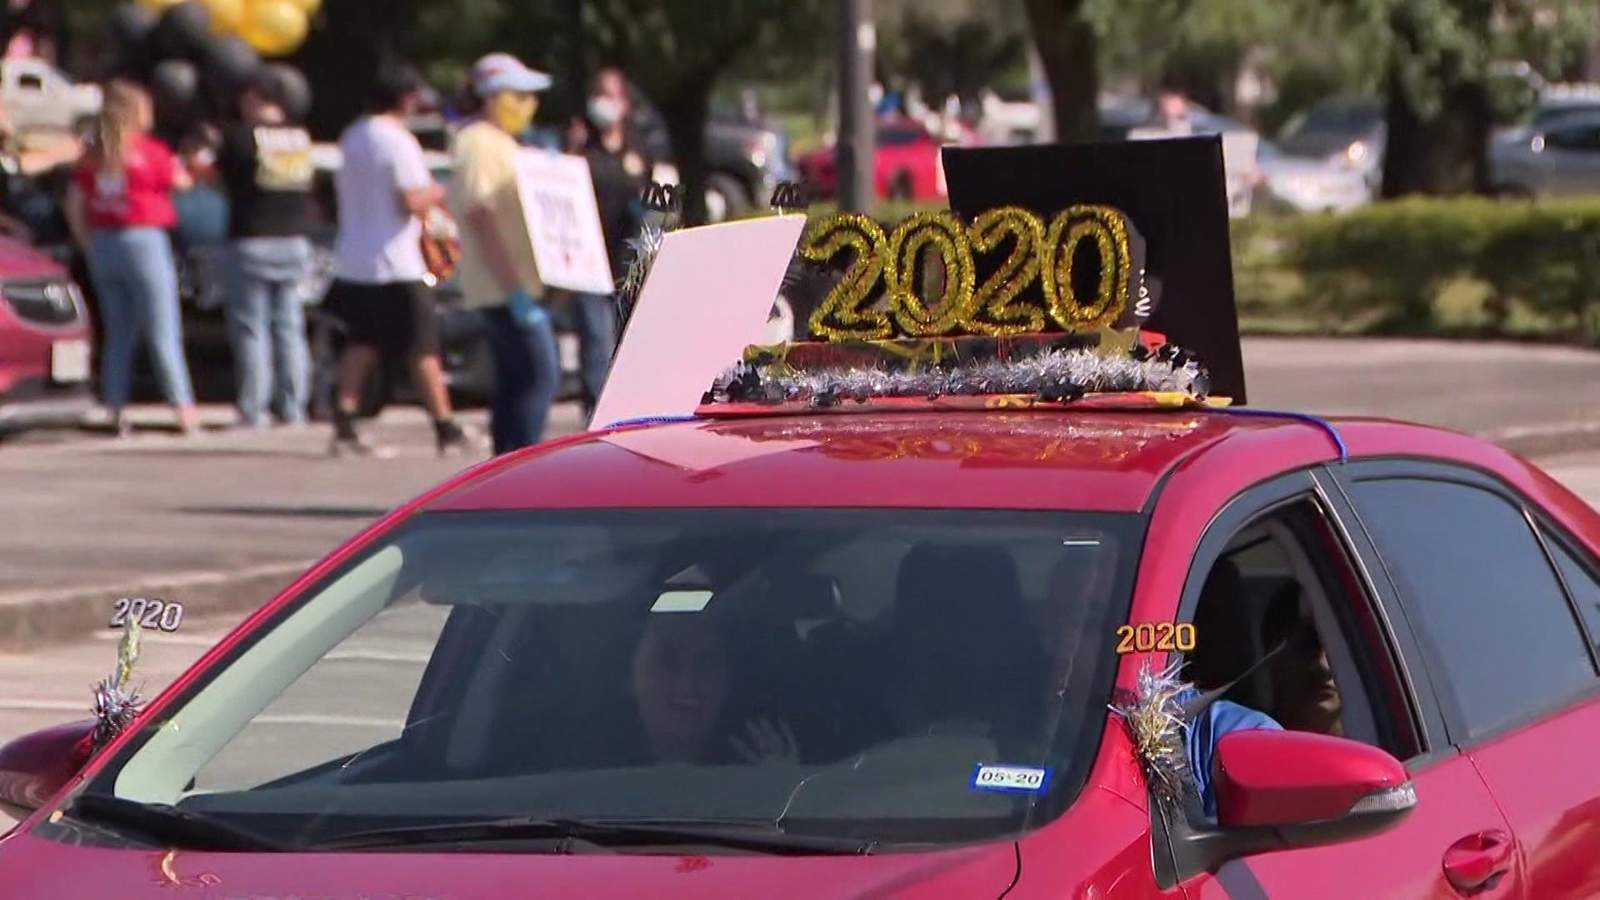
[423, 410, 1512, 516]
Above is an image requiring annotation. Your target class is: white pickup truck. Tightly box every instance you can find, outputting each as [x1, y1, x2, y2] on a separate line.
[2, 59, 101, 134]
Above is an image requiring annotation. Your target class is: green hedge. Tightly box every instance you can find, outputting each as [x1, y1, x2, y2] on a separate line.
[1232, 199, 1600, 342]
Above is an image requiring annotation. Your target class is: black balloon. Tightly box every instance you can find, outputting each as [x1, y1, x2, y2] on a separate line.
[203, 35, 261, 92]
[109, 4, 159, 49]
[153, 2, 212, 60]
[151, 58, 200, 126]
[263, 63, 312, 122]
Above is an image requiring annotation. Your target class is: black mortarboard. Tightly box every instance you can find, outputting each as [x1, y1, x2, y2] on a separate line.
[942, 137, 1247, 404]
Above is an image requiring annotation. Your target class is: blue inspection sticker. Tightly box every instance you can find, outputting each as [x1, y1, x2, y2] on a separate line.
[971, 763, 1053, 794]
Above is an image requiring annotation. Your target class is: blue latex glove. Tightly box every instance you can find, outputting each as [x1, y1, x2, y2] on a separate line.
[506, 287, 549, 330]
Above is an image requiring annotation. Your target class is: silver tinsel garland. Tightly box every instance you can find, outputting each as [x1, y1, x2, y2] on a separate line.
[1109, 659, 1195, 809]
[711, 345, 1209, 406]
[616, 222, 666, 324]
[91, 616, 145, 749]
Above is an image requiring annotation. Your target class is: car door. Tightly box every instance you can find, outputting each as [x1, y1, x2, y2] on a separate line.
[1337, 461, 1600, 898]
[1167, 470, 1524, 899]
[1537, 121, 1600, 195]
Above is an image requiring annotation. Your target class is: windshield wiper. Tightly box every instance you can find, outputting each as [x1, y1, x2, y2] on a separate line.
[68, 792, 289, 851]
[309, 815, 875, 855]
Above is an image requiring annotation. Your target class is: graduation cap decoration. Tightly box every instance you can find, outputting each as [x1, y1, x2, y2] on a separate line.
[941, 136, 1246, 403]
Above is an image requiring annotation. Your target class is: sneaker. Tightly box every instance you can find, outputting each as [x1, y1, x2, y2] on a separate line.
[329, 432, 397, 459]
[434, 418, 479, 457]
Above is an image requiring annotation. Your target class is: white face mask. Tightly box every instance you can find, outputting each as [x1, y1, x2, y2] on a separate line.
[588, 95, 624, 128]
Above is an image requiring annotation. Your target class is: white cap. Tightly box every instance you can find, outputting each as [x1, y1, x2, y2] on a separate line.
[471, 53, 552, 96]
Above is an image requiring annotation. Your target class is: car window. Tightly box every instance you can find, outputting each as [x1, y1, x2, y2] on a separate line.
[1544, 535, 1600, 660]
[1546, 123, 1600, 152]
[83, 508, 1143, 851]
[1349, 478, 1597, 736]
[1184, 499, 1414, 759]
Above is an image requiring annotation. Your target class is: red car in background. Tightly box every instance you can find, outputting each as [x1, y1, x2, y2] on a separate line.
[796, 117, 954, 201]
[2, 404, 1599, 896]
[0, 235, 92, 435]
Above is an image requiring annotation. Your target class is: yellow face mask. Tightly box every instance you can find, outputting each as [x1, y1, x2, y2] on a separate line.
[487, 91, 537, 135]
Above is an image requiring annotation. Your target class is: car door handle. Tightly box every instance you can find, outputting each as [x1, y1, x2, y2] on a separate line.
[1443, 830, 1514, 892]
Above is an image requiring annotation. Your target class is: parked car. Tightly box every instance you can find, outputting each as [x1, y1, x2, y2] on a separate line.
[795, 116, 950, 201]
[1490, 109, 1600, 197]
[0, 59, 100, 136]
[1255, 139, 1374, 213]
[1274, 96, 1385, 190]
[0, 235, 92, 434]
[624, 100, 795, 222]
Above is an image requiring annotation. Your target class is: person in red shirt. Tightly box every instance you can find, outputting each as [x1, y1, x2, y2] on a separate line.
[65, 80, 199, 435]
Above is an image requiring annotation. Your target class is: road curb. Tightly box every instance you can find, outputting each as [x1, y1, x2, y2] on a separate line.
[0, 561, 312, 652]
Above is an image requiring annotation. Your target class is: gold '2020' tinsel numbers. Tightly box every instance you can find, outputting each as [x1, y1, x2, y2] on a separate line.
[968, 206, 1047, 336]
[1042, 205, 1132, 332]
[800, 204, 1134, 341]
[800, 213, 892, 341]
[884, 211, 978, 337]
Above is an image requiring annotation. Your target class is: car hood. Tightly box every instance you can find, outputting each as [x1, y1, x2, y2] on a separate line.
[0, 829, 1019, 899]
[0, 235, 67, 280]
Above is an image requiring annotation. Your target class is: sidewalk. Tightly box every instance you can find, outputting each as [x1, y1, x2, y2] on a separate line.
[0, 403, 584, 651]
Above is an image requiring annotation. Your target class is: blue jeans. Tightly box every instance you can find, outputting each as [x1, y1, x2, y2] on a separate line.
[573, 292, 618, 415]
[86, 227, 195, 409]
[481, 302, 559, 454]
[226, 237, 313, 426]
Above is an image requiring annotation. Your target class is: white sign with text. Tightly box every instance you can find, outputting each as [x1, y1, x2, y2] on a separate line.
[515, 150, 614, 294]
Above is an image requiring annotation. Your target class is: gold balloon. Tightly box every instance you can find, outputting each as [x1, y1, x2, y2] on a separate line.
[283, 0, 322, 13]
[136, 0, 186, 11]
[201, 0, 246, 33]
[239, 0, 308, 56]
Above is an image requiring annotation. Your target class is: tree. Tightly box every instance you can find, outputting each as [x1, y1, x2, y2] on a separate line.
[1022, 0, 1099, 141]
[490, 0, 827, 224]
[1371, 0, 1598, 197]
[882, 12, 1029, 108]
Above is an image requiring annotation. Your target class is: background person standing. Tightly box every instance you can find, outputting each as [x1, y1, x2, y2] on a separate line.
[324, 64, 470, 457]
[65, 80, 198, 437]
[574, 67, 652, 421]
[217, 71, 318, 429]
[448, 53, 559, 454]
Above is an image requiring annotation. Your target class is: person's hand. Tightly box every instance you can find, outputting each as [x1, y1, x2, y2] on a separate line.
[730, 716, 799, 764]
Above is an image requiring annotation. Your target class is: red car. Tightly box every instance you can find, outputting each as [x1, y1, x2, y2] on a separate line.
[1, 403, 1597, 896]
[796, 117, 951, 201]
[0, 235, 92, 434]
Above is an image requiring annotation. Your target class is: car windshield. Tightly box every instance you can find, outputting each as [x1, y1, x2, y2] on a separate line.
[62, 508, 1141, 852]
[1278, 101, 1381, 156]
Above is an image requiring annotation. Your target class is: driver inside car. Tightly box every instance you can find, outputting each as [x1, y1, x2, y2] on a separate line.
[627, 611, 799, 765]
[1182, 560, 1282, 818]
[1260, 586, 1345, 736]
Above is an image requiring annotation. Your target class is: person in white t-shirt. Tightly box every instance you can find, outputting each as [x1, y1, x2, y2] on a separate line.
[323, 64, 472, 457]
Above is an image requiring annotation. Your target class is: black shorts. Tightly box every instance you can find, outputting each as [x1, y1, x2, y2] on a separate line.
[323, 279, 440, 358]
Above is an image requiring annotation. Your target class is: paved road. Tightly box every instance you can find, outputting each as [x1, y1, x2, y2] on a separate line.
[0, 405, 579, 599]
[6, 336, 1600, 830]
[1243, 338, 1600, 454]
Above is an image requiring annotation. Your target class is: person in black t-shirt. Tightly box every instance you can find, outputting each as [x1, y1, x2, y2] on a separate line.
[564, 67, 654, 421]
[216, 70, 319, 428]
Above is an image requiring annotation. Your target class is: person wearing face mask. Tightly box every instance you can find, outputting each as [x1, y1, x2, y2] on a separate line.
[573, 67, 653, 421]
[447, 53, 560, 454]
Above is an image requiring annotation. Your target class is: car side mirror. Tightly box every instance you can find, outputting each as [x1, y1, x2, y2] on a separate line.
[0, 720, 96, 821]
[1154, 729, 1417, 887]
[1215, 729, 1416, 835]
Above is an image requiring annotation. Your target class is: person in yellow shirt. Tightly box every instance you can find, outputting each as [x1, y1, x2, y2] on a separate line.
[449, 53, 560, 453]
